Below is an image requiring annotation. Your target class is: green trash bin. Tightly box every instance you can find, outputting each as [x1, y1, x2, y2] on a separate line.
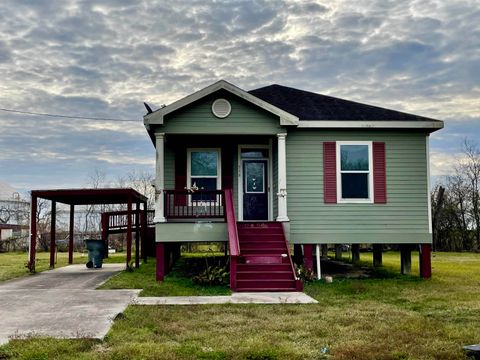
[85, 239, 105, 269]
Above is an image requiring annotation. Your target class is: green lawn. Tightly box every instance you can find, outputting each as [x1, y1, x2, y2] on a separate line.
[0, 251, 127, 282]
[1, 251, 479, 359]
[99, 255, 231, 296]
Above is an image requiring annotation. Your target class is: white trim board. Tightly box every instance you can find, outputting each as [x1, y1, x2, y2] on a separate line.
[186, 148, 222, 191]
[237, 144, 273, 221]
[336, 141, 374, 204]
[426, 136, 432, 234]
[297, 120, 443, 130]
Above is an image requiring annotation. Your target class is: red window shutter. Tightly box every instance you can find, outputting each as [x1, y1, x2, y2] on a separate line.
[373, 142, 387, 203]
[323, 142, 337, 203]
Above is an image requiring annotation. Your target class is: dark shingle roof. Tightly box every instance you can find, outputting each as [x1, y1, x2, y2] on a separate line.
[248, 84, 439, 122]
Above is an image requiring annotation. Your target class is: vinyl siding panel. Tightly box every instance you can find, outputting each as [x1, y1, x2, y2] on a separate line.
[286, 129, 431, 244]
[162, 91, 282, 135]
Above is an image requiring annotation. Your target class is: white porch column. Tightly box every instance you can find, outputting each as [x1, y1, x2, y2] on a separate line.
[154, 132, 166, 223]
[276, 133, 289, 222]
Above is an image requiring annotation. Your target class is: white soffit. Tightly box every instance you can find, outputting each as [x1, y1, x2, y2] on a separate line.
[297, 120, 444, 129]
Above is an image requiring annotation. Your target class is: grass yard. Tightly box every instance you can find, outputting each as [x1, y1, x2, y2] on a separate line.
[0, 251, 127, 282]
[0, 251, 479, 359]
[99, 255, 231, 296]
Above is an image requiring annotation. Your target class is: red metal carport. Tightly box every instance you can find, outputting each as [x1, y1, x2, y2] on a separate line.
[28, 188, 148, 271]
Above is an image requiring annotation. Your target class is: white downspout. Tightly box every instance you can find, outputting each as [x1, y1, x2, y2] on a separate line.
[316, 244, 321, 280]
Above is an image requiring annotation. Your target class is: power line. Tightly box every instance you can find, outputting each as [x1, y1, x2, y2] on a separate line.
[0, 107, 141, 122]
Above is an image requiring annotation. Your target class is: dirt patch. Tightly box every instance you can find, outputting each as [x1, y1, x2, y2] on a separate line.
[320, 259, 373, 279]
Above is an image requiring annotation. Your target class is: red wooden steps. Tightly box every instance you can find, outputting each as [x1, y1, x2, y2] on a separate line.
[236, 271, 293, 280]
[234, 221, 301, 292]
[236, 263, 291, 272]
[241, 248, 286, 255]
[236, 279, 297, 289]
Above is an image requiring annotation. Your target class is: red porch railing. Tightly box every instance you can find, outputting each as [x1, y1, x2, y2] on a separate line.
[105, 210, 155, 232]
[164, 190, 225, 219]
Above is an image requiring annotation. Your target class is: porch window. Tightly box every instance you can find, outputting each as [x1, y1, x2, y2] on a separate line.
[337, 142, 373, 203]
[187, 149, 221, 200]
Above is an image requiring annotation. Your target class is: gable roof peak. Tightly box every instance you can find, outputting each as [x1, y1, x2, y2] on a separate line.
[143, 79, 299, 128]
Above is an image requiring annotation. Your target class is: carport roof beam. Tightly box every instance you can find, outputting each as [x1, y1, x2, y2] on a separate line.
[30, 188, 148, 205]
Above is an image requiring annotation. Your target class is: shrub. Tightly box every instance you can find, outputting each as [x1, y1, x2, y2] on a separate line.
[192, 264, 229, 286]
[295, 264, 317, 282]
[191, 256, 229, 285]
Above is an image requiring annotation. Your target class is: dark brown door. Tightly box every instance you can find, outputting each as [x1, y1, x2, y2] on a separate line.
[243, 160, 268, 220]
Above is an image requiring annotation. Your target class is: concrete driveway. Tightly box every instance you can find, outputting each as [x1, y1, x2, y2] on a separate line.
[0, 264, 139, 345]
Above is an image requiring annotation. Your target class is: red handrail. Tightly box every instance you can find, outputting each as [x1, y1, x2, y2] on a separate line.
[224, 189, 240, 290]
[224, 189, 240, 256]
[282, 230, 299, 282]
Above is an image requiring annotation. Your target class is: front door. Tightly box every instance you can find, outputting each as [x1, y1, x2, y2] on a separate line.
[243, 159, 268, 220]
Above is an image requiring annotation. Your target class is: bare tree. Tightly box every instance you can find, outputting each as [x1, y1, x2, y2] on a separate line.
[459, 139, 480, 250]
[121, 169, 155, 209]
[446, 174, 471, 249]
[83, 168, 108, 236]
[0, 204, 15, 224]
[0, 194, 29, 225]
[36, 198, 52, 251]
[432, 138, 480, 252]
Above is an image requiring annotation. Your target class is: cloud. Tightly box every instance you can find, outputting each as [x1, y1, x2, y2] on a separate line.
[0, 0, 478, 190]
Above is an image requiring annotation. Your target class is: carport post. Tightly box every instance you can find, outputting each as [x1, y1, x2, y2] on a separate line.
[141, 203, 147, 263]
[101, 213, 109, 259]
[126, 196, 132, 267]
[29, 194, 37, 272]
[68, 204, 74, 264]
[135, 202, 140, 268]
[50, 201, 56, 268]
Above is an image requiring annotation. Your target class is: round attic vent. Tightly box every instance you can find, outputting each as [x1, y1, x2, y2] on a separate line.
[212, 98, 231, 118]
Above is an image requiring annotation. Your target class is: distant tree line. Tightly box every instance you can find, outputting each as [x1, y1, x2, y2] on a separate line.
[431, 140, 480, 252]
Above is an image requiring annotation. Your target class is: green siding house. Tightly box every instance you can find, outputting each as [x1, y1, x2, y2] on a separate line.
[143, 80, 443, 291]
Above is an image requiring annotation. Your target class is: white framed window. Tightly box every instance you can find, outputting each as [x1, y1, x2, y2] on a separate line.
[187, 148, 222, 195]
[336, 141, 373, 203]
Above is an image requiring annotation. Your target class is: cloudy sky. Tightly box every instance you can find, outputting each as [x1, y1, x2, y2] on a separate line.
[0, 0, 479, 195]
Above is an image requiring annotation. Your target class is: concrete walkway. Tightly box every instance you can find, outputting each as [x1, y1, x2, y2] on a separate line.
[136, 292, 318, 305]
[0, 264, 139, 345]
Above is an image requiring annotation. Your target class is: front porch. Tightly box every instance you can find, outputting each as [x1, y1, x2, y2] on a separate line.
[153, 134, 289, 224]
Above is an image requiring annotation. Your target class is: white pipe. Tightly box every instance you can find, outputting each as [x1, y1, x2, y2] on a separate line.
[316, 244, 321, 280]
